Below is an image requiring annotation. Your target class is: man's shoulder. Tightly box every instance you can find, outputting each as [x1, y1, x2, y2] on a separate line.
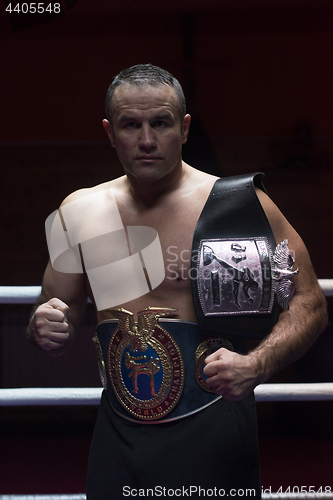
[57, 177, 126, 244]
[60, 176, 126, 208]
[184, 165, 219, 194]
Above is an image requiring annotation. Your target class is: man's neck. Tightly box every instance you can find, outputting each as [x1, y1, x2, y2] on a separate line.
[126, 161, 192, 205]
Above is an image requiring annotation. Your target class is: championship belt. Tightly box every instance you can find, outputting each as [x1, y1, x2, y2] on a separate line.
[93, 308, 238, 423]
[191, 173, 299, 340]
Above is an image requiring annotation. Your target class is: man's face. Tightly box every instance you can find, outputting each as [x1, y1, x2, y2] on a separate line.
[103, 84, 190, 184]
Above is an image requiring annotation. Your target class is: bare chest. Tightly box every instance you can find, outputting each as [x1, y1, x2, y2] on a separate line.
[119, 198, 204, 284]
[93, 175, 217, 321]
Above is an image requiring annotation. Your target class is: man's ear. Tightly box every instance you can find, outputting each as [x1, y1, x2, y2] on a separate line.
[103, 119, 115, 147]
[181, 114, 191, 144]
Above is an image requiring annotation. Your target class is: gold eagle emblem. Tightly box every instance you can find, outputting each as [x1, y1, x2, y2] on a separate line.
[105, 306, 178, 352]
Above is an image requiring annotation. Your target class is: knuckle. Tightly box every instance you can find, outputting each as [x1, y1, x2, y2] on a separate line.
[36, 330, 50, 342]
[34, 317, 45, 330]
[60, 322, 69, 333]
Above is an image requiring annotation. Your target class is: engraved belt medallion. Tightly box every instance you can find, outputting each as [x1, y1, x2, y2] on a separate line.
[195, 338, 234, 393]
[105, 307, 185, 421]
[197, 237, 298, 316]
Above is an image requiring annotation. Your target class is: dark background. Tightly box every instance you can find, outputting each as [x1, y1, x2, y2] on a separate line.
[0, 0, 333, 495]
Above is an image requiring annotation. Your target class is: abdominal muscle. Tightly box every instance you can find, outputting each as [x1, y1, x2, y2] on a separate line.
[95, 264, 198, 325]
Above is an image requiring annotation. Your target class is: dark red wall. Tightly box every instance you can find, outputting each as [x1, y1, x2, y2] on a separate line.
[1, 1, 333, 141]
[1, 4, 333, 493]
[1, 0, 333, 286]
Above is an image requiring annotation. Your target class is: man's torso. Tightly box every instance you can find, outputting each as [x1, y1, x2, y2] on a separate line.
[70, 167, 219, 323]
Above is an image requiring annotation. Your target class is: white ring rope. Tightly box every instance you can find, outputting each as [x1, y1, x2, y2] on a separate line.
[0, 493, 333, 500]
[1, 285, 332, 499]
[0, 287, 92, 304]
[0, 497, 86, 500]
[0, 286, 41, 304]
[1, 383, 333, 406]
[264, 495, 333, 500]
[0, 279, 332, 303]
[255, 382, 333, 401]
[317, 278, 333, 296]
[0, 387, 102, 406]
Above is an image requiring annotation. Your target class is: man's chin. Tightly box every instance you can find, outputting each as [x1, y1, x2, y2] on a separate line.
[124, 160, 181, 187]
[128, 166, 167, 182]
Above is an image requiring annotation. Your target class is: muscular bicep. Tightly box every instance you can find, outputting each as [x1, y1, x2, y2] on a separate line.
[249, 189, 328, 385]
[40, 260, 88, 332]
[255, 188, 320, 295]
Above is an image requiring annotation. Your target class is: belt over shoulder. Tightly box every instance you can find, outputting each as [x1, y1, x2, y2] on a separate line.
[191, 172, 280, 341]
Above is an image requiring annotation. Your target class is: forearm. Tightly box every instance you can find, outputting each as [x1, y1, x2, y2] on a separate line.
[248, 286, 328, 385]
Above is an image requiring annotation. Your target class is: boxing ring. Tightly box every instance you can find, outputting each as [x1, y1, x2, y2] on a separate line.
[1, 495, 333, 500]
[1, 282, 332, 500]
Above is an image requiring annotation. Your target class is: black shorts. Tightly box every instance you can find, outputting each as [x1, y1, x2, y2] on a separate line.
[86, 390, 261, 499]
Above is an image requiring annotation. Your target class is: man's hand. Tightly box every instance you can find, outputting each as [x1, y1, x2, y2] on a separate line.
[28, 298, 70, 352]
[203, 348, 260, 401]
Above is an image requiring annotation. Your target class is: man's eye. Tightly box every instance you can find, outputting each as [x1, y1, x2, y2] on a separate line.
[125, 122, 138, 128]
[154, 121, 167, 128]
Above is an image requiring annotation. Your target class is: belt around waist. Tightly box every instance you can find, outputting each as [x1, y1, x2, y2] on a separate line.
[94, 319, 247, 424]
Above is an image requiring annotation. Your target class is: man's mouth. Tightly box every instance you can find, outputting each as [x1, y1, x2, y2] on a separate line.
[136, 155, 162, 164]
[137, 155, 161, 160]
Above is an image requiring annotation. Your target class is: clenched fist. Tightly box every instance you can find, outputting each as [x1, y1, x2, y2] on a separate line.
[203, 348, 260, 401]
[28, 298, 70, 352]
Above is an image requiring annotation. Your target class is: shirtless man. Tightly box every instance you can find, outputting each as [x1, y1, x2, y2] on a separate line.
[27, 64, 327, 498]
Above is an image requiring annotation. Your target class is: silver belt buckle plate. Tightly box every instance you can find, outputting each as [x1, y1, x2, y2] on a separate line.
[197, 237, 274, 316]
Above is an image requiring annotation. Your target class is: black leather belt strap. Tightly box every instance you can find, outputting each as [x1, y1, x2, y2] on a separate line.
[191, 172, 280, 341]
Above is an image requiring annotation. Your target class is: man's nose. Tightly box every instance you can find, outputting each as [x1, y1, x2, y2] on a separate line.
[138, 124, 156, 151]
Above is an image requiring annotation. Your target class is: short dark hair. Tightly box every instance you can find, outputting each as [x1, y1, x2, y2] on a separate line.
[105, 64, 186, 123]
